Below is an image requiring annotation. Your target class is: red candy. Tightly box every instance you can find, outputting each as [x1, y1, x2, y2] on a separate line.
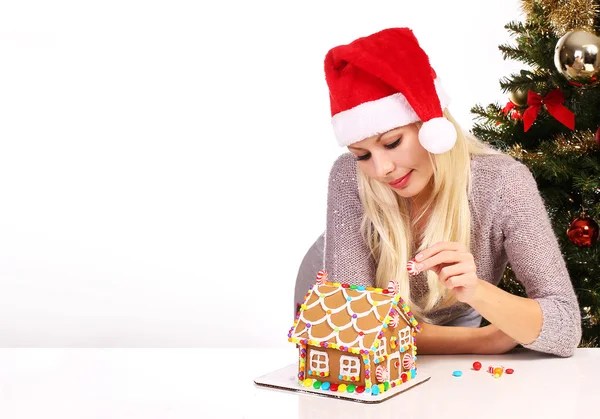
[506, 368, 514, 374]
[356, 386, 365, 393]
[473, 361, 482, 371]
[330, 383, 339, 392]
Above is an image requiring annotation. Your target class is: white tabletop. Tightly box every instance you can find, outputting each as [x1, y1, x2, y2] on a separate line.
[0, 347, 597, 418]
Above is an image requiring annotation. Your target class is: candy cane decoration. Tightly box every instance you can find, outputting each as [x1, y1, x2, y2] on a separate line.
[407, 260, 420, 275]
[387, 279, 399, 294]
[402, 353, 414, 370]
[375, 365, 389, 382]
[388, 310, 400, 328]
[316, 270, 328, 285]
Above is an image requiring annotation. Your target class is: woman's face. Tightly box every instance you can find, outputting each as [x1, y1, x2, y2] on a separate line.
[348, 123, 434, 202]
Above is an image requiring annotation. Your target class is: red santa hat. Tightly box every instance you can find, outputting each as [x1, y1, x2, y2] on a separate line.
[324, 28, 456, 154]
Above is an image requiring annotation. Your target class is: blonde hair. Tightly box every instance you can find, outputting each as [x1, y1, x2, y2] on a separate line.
[357, 109, 503, 321]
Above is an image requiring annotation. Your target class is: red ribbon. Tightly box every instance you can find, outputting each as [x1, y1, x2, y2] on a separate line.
[522, 89, 575, 132]
[502, 101, 516, 115]
[496, 101, 522, 125]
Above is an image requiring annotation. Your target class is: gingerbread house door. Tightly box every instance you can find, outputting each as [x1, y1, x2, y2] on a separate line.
[388, 352, 400, 381]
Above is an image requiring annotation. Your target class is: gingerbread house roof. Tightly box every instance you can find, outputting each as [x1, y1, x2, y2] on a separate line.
[288, 282, 421, 352]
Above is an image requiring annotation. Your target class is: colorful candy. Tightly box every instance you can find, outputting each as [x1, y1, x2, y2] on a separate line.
[452, 370, 462, 377]
[407, 260, 420, 275]
[487, 366, 495, 374]
[506, 368, 515, 374]
[472, 361, 482, 371]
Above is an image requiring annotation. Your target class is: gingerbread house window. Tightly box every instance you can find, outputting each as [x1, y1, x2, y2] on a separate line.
[309, 350, 329, 374]
[375, 337, 387, 358]
[399, 326, 411, 346]
[340, 355, 360, 376]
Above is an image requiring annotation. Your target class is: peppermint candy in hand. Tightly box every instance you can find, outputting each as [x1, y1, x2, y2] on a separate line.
[407, 259, 420, 275]
[316, 270, 328, 285]
[375, 365, 389, 382]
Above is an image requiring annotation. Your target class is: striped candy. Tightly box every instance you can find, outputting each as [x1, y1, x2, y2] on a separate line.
[375, 365, 388, 382]
[388, 310, 400, 328]
[316, 270, 328, 285]
[402, 353, 414, 370]
[407, 260, 420, 275]
[387, 279, 399, 294]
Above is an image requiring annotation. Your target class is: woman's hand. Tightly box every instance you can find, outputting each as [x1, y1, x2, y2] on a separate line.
[409, 241, 481, 303]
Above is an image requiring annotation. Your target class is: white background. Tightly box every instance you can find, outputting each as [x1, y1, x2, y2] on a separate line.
[0, 0, 526, 347]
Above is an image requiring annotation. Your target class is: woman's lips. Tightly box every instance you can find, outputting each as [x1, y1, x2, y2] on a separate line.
[388, 170, 413, 188]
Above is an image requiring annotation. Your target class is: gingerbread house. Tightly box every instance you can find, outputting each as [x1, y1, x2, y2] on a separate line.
[288, 280, 422, 396]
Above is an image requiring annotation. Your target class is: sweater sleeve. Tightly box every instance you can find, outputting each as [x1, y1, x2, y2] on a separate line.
[499, 162, 582, 357]
[324, 153, 376, 287]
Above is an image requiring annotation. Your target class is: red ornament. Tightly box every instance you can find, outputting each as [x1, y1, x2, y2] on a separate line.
[473, 361, 482, 371]
[567, 216, 599, 247]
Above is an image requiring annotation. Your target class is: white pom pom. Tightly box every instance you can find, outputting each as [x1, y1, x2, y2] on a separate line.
[418, 117, 457, 154]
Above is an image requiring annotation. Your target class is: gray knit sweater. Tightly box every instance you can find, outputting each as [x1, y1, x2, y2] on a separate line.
[295, 152, 582, 357]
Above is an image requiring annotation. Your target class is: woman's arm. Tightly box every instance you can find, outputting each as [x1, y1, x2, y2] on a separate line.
[465, 279, 542, 345]
[416, 322, 518, 355]
[494, 162, 582, 357]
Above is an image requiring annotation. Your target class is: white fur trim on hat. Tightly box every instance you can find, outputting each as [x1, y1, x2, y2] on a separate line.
[331, 78, 451, 148]
[419, 117, 457, 154]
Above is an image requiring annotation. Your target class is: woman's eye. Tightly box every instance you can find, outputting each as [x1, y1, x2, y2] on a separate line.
[356, 153, 371, 161]
[385, 138, 401, 149]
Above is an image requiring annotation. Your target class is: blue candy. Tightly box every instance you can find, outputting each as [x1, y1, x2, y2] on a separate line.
[452, 370, 463, 377]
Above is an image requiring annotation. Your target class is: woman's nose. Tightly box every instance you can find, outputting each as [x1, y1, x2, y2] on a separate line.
[374, 154, 394, 179]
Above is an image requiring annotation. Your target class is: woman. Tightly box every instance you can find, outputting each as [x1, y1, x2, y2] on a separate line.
[294, 27, 581, 357]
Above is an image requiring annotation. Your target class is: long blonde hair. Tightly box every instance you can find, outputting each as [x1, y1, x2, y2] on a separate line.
[357, 109, 502, 321]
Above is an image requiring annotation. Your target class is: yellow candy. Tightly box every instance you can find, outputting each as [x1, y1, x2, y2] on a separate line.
[304, 379, 313, 387]
[338, 384, 347, 392]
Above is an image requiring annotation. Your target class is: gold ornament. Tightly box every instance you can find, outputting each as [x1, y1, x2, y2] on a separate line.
[554, 30, 600, 87]
[508, 88, 529, 106]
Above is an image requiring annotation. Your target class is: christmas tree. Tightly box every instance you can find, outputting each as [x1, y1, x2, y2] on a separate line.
[470, 0, 600, 347]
